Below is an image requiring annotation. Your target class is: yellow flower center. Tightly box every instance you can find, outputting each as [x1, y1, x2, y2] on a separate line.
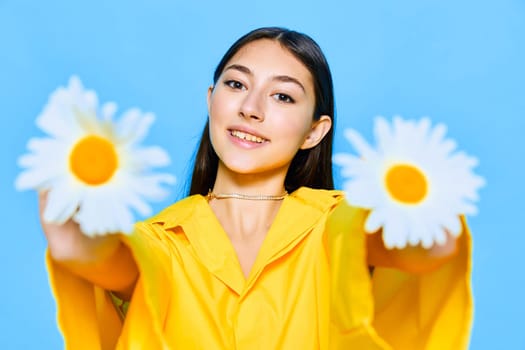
[385, 164, 428, 204]
[69, 135, 118, 185]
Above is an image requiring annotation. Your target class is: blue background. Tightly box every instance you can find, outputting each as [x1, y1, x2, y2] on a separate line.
[1, 0, 523, 348]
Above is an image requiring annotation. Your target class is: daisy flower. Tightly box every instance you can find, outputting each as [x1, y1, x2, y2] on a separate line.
[15, 76, 176, 236]
[333, 116, 485, 249]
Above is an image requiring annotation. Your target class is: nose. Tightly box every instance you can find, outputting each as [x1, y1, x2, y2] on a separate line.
[239, 89, 265, 122]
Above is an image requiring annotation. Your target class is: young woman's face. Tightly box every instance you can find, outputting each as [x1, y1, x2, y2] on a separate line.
[208, 39, 330, 177]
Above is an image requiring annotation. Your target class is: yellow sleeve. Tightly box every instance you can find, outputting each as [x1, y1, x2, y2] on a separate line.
[46, 250, 123, 350]
[46, 222, 172, 350]
[325, 202, 392, 349]
[370, 217, 473, 349]
[326, 200, 473, 349]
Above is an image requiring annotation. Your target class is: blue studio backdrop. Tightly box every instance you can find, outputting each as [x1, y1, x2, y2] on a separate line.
[1, 0, 523, 348]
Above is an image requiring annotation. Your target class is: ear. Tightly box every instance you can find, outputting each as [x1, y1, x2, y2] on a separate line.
[300, 115, 332, 150]
[206, 85, 214, 114]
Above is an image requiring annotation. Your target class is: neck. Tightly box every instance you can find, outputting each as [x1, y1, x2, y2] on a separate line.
[208, 191, 287, 201]
[211, 161, 288, 198]
[208, 162, 288, 240]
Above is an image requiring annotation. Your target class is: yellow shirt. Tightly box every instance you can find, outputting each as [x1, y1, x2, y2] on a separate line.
[47, 187, 472, 349]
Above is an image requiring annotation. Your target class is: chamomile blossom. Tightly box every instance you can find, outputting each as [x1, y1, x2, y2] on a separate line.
[333, 116, 485, 249]
[15, 76, 175, 236]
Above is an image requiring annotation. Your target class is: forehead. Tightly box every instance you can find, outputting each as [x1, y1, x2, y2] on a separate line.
[224, 39, 314, 88]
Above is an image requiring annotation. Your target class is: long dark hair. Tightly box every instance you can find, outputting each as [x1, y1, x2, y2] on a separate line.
[189, 27, 335, 195]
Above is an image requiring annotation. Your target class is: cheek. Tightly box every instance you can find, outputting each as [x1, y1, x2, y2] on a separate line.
[208, 118, 224, 154]
[209, 91, 238, 121]
[272, 111, 313, 144]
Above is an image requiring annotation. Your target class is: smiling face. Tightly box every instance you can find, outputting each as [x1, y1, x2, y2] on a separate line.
[207, 39, 331, 179]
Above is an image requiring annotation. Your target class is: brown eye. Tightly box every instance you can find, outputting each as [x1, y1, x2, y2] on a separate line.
[225, 80, 246, 90]
[273, 93, 294, 103]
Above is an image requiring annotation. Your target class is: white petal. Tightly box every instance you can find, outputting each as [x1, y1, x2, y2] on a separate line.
[43, 182, 81, 224]
[332, 153, 358, 167]
[364, 209, 386, 233]
[130, 112, 155, 144]
[123, 192, 153, 217]
[109, 173, 154, 217]
[333, 153, 366, 177]
[116, 109, 155, 144]
[407, 216, 429, 247]
[130, 173, 176, 200]
[101, 102, 118, 121]
[417, 117, 431, 137]
[374, 116, 393, 153]
[429, 123, 447, 146]
[74, 188, 132, 236]
[36, 77, 97, 139]
[382, 215, 408, 249]
[344, 180, 379, 208]
[126, 146, 171, 169]
[442, 215, 463, 237]
[433, 228, 447, 246]
[15, 168, 61, 191]
[343, 128, 377, 159]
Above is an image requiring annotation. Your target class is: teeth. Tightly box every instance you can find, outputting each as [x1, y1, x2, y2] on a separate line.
[231, 130, 265, 143]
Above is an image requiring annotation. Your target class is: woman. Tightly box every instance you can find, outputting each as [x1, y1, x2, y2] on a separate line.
[43, 27, 472, 349]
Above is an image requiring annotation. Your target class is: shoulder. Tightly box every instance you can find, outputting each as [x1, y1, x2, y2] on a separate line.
[290, 187, 344, 212]
[293, 187, 369, 240]
[143, 194, 204, 228]
[291, 187, 366, 219]
[128, 195, 205, 248]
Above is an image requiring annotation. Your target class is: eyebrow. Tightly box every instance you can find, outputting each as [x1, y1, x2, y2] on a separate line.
[224, 64, 306, 93]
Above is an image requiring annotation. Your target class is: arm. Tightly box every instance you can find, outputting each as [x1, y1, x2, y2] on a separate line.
[369, 217, 473, 349]
[39, 192, 138, 299]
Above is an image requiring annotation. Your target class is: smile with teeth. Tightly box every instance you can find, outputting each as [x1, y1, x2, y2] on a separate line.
[230, 130, 267, 143]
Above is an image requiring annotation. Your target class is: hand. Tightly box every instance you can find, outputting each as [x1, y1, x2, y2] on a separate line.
[39, 191, 138, 297]
[39, 191, 121, 263]
[367, 227, 461, 274]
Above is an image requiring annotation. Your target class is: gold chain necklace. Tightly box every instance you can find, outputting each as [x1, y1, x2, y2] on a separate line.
[207, 189, 288, 201]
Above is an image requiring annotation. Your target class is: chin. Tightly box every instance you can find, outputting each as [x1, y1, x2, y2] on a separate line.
[219, 158, 287, 177]
[222, 161, 263, 175]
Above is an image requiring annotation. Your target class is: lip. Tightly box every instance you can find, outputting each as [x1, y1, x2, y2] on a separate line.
[227, 125, 270, 148]
[228, 125, 269, 140]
